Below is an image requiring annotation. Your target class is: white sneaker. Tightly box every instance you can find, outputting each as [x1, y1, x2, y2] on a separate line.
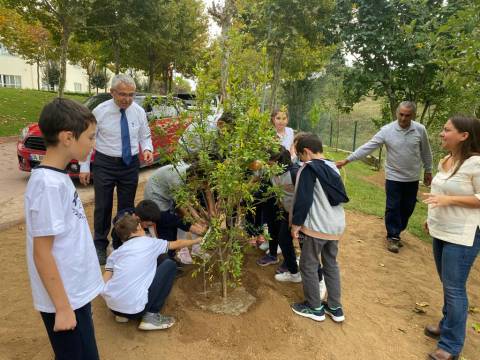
[177, 247, 193, 264]
[319, 278, 327, 300]
[259, 241, 269, 251]
[274, 271, 302, 283]
[266, 245, 282, 255]
[115, 315, 129, 323]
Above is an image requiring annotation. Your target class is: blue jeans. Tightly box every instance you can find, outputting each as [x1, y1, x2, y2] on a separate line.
[432, 227, 480, 355]
[113, 259, 177, 318]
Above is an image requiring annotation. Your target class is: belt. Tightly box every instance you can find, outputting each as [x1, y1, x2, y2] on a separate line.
[95, 151, 138, 164]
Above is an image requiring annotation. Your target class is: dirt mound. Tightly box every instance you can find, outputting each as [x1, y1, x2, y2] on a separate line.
[0, 187, 479, 359]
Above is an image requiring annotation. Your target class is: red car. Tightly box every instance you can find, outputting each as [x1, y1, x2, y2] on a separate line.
[17, 93, 188, 176]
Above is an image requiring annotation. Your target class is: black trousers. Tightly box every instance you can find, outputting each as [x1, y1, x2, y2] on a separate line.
[269, 209, 298, 274]
[93, 151, 139, 251]
[385, 179, 419, 238]
[40, 303, 99, 360]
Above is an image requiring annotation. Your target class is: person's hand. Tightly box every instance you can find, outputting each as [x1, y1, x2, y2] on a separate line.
[78, 172, 90, 186]
[424, 172, 432, 187]
[335, 159, 349, 169]
[423, 193, 450, 208]
[54, 307, 77, 332]
[143, 150, 154, 165]
[189, 222, 207, 235]
[291, 225, 301, 241]
[423, 221, 429, 234]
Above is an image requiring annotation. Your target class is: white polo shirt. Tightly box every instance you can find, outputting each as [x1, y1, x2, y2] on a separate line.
[102, 236, 168, 314]
[25, 166, 104, 313]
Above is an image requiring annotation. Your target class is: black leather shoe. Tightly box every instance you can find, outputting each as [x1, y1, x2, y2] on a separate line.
[424, 324, 441, 340]
[427, 348, 459, 360]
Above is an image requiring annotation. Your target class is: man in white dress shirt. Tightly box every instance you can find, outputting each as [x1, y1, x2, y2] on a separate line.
[79, 74, 153, 265]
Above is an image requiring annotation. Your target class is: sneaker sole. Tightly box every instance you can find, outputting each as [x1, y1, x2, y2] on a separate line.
[325, 309, 345, 323]
[256, 260, 279, 267]
[275, 274, 302, 283]
[291, 307, 325, 322]
[115, 316, 129, 323]
[138, 322, 174, 331]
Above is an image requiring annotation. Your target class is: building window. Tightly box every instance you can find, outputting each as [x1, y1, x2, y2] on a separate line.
[0, 44, 11, 56]
[0, 75, 22, 88]
[74, 82, 82, 92]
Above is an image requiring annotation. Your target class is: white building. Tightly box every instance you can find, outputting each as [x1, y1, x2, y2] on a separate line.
[0, 44, 90, 92]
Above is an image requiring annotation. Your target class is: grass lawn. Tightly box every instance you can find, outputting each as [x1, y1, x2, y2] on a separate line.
[325, 148, 431, 243]
[0, 88, 89, 137]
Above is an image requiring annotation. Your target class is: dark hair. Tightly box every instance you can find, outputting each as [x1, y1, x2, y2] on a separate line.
[295, 133, 323, 155]
[218, 111, 235, 126]
[269, 145, 292, 168]
[271, 108, 288, 123]
[114, 214, 140, 242]
[135, 200, 161, 223]
[39, 98, 96, 146]
[293, 131, 308, 145]
[448, 115, 480, 177]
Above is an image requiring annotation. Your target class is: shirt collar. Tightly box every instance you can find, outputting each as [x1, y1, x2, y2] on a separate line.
[394, 120, 414, 132]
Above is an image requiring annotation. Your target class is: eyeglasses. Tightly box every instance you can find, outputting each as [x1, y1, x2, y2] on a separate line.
[114, 91, 135, 98]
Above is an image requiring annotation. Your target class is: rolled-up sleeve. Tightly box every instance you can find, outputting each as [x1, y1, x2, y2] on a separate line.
[138, 110, 153, 152]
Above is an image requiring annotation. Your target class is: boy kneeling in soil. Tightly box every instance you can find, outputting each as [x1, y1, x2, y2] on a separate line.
[25, 98, 103, 360]
[290, 133, 349, 323]
[102, 213, 202, 330]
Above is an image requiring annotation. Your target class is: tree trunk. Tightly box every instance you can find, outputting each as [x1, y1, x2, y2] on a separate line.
[269, 46, 284, 111]
[148, 59, 155, 93]
[36, 60, 40, 90]
[113, 33, 120, 75]
[58, 26, 71, 97]
[219, 0, 235, 103]
[104, 67, 108, 93]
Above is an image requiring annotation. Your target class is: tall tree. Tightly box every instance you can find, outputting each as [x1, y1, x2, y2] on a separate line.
[125, 0, 208, 93]
[433, 0, 480, 118]
[81, 0, 140, 75]
[0, 6, 56, 90]
[241, 0, 335, 109]
[68, 38, 104, 94]
[4, 0, 94, 97]
[334, 0, 465, 125]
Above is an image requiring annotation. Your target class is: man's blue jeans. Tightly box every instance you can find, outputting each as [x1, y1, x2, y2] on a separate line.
[432, 227, 480, 355]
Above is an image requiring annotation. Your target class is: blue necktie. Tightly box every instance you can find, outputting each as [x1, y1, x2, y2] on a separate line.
[120, 109, 132, 166]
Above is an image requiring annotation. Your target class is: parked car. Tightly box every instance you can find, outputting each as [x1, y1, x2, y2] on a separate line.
[17, 93, 188, 176]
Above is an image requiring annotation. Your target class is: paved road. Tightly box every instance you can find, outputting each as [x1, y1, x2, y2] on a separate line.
[0, 137, 156, 230]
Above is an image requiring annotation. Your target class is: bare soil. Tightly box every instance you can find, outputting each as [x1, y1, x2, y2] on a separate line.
[0, 176, 479, 360]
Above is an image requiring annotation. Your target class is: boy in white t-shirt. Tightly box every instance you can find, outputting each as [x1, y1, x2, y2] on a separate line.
[25, 98, 103, 360]
[102, 214, 202, 330]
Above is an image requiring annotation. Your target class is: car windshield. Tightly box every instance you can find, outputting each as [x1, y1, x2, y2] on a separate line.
[135, 96, 181, 119]
[84, 93, 182, 118]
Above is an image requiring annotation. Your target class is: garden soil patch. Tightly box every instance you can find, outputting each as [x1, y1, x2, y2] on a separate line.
[0, 182, 479, 360]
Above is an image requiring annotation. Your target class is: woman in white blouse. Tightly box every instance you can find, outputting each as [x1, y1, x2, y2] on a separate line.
[423, 115, 480, 360]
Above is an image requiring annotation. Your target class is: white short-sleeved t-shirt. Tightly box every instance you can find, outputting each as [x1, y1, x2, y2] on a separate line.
[25, 166, 103, 313]
[102, 236, 168, 314]
[278, 127, 294, 152]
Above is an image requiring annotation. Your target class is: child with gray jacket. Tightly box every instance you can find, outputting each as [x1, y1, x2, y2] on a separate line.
[290, 133, 349, 323]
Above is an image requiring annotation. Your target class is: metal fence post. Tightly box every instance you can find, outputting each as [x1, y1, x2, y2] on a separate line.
[352, 120, 358, 152]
